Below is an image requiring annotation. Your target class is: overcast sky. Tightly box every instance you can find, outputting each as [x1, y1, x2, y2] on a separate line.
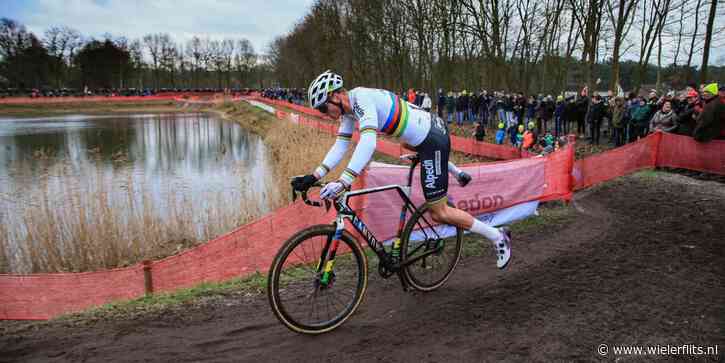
[1, 0, 315, 55]
[1, 0, 723, 65]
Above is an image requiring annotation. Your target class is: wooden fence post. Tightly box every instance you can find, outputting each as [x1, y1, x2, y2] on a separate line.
[142, 260, 153, 296]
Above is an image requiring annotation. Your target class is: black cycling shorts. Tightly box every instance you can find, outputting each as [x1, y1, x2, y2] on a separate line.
[415, 115, 450, 204]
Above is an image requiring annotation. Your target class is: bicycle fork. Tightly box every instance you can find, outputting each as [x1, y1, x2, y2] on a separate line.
[316, 217, 345, 288]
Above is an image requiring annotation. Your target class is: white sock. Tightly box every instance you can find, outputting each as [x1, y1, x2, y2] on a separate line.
[470, 219, 502, 242]
[448, 161, 462, 176]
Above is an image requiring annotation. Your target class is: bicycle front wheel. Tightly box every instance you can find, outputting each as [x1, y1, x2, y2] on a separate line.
[267, 225, 368, 334]
[400, 201, 463, 291]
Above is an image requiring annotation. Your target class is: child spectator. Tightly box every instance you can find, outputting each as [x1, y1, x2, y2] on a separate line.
[515, 124, 525, 148]
[475, 121, 486, 142]
[522, 121, 537, 150]
[495, 122, 506, 144]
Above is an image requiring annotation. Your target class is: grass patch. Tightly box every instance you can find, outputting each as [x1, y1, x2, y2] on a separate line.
[57, 272, 268, 323]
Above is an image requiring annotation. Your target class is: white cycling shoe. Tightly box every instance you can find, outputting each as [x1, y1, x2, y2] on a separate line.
[494, 227, 512, 269]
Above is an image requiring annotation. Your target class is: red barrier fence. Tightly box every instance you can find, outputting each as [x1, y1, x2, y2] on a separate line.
[0, 99, 723, 320]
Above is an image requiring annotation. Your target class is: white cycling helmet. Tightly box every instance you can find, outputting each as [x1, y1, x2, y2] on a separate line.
[308, 70, 343, 109]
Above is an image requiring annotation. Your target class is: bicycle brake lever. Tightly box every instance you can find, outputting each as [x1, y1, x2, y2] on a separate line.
[292, 188, 297, 202]
[324, 199, 331, 212]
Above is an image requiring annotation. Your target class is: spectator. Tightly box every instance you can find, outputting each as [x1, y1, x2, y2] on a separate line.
[610, 96, 626, 146]
[474, 121, 486, 142]
[456, 91, 466, 126]
[587, 94, 607, 145]
[540, 96, 554, 134]
[526, 96, 537, 126]
[554, 95, 566, 137]
[515, 124, 525, 148]
[676, 89, 703, 136]
[459, 90, 469, 123]
[446, 92, 456, 124]
[414, 90, 423, 107]
[693, 83, 725, 142]
[522, 121, 537, 150]
[630, 97, 652, 140]
[575, 87, 589, 137]
[422, 92, 432, 112]
[437, 89, 446, 118]
[471, 91, 481, 122]
[649, 100, 678, 133]
[407, 88, 416, 104]
[495, 122, 506, 144]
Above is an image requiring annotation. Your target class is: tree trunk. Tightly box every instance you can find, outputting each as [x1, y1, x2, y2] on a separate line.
[699, 0, 718, 84]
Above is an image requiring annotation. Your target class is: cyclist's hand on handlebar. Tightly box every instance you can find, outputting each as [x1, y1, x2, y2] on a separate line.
[320, 180, 348, 200]
[291, 174, 318, 192]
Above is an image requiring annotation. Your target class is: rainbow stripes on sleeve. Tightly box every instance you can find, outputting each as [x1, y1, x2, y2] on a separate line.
[339, 168, 359, 187]
[381, 92, 410, 137]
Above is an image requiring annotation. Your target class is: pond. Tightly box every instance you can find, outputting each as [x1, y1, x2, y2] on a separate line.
[0, 113, 276, 273]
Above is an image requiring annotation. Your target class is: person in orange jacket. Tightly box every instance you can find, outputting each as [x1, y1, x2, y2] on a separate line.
[522, 121, 537, 150]
[407, 88, 416, 104]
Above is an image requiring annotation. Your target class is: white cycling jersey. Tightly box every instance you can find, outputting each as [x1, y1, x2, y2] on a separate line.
[313, 87, 433, 185]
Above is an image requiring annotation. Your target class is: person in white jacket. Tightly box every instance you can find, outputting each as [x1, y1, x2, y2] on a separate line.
[422, 93, 432, 112]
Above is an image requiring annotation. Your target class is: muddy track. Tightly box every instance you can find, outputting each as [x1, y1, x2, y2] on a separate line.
[2, 172, 724, 363]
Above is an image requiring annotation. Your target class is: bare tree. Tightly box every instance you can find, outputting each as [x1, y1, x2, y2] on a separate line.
[143, 33, 171, 89]
[606, 0, 639, 91]
[234, 39, 256, 87]
[700, 0, 719, 83]
[633, 0, 672, 91]
[570, 0, 604, 94]
[186, 36, 203, 88]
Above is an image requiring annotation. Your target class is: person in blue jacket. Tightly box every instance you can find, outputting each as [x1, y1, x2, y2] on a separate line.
[495, 122, 506, 144]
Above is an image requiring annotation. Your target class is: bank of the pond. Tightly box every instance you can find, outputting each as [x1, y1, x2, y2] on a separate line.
[0, 100, 184, 118]
[212, 101, 352, 206]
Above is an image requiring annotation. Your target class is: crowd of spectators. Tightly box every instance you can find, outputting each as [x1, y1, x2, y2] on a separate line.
[260, 88, 306, 105]
[418, 83, 724, 151]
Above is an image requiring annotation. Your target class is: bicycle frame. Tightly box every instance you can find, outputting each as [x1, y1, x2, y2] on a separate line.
[313, 156, 446, 286]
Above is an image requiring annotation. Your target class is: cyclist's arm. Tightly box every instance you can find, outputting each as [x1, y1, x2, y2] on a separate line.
[313, 116, 355, 179]
[337, 96, 378, 186]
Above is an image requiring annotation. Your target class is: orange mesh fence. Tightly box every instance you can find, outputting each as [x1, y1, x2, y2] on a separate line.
[0, 266, 145, 320]
[2, 108, 724, 320]
[450, 135, 522, 160]
[573, 133, 661, 190]
[657, 132, 725, 174]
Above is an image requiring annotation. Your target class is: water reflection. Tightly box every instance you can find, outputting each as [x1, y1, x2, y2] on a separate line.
[0, 113, 276, 272]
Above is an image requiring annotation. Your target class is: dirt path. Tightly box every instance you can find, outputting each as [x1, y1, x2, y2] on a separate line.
[2, 172, 724, 362]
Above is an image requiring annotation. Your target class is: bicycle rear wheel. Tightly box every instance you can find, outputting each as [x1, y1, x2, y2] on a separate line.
[267, 225, 368, 334]
[399, 201, 462, 291]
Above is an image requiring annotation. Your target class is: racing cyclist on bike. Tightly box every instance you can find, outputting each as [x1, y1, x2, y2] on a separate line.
[291, 71, 512, 269]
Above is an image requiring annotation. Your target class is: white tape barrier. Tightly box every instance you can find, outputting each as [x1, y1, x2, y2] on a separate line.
[387, 200, 539, 245]
[245, 99, 276, 114]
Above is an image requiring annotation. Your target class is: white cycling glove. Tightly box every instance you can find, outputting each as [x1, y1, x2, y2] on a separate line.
[320, 180, 348, 200]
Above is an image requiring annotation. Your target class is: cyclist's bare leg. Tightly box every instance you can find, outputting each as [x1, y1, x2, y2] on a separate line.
[427, 200, 511, 268]
[426, 202, 486, 236]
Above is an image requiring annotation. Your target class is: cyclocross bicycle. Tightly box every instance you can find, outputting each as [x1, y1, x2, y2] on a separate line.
[267, 154, 463, 334]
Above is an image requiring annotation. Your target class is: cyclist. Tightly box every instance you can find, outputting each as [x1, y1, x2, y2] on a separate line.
[292, 71, 511, 269]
